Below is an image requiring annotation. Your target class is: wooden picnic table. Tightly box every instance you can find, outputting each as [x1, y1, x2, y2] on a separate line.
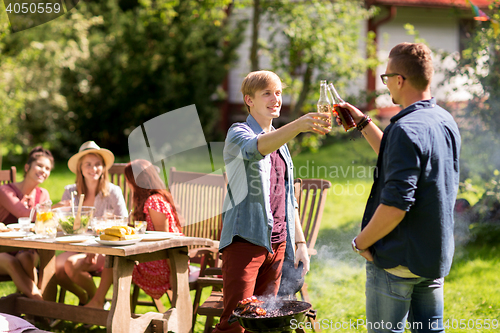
[0, 234, 214, 333]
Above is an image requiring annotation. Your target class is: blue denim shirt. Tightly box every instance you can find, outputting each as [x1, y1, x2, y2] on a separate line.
[220, 115, 297, 260]
[362, 98, 461, 279]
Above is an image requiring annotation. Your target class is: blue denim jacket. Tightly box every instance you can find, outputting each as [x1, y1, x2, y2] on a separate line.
[362, 98, 461, 279]
[220, 115, 297, 260]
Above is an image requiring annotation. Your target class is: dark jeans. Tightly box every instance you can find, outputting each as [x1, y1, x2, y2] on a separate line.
[365, 261, 445, 333]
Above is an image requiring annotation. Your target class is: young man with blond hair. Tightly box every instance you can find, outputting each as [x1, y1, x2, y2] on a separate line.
[343, 43, 461, 332]
[214, 70, 330, 333]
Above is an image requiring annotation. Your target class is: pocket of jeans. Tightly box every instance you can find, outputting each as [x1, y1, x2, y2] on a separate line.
[366, 261, 375, 277]
[386, 273, 415, 299]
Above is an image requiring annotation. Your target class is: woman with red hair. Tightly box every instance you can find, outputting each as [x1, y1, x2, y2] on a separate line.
[86, 159, 182, 308]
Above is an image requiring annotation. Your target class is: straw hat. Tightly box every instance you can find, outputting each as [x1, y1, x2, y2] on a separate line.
[68, 141, 115, 174]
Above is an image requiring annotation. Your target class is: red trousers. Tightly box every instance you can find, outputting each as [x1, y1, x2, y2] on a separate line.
[212, 239, 286, 333]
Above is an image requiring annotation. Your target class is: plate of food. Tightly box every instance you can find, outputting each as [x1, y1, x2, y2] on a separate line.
[141, 232, 183, 241]
[96, 225, 142, 246]
[55, 235, 94, 243]
[96, 238, 142, 246]
[0, 231, 27, 238]
[7, 223, 35, 230]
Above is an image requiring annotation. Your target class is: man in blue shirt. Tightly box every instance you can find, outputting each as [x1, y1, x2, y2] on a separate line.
[214, 70, 330, 333]
[341, 43, 461, 332]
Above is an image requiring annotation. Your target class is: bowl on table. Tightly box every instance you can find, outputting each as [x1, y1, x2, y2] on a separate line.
[53, 206, 96, 235]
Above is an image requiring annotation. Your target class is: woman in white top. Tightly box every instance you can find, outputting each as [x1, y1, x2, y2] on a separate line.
[54, 141, 127, 305]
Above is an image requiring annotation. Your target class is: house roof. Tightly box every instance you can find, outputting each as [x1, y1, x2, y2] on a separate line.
[367, 0, 493, 9]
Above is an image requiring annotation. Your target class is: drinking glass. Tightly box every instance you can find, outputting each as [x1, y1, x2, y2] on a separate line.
[104, 208, 114, 220]
[91, 217, 109, 236]
[134, 221, 147, 234]
[110, 215, 128, 226]
[18, 217, 32, 234]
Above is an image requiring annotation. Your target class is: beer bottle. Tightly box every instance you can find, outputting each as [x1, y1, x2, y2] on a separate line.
[317, 80, 332, 130]
[327, 83, 356, 131]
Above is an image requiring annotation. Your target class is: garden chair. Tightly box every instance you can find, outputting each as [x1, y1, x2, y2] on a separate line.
[130, 167, 227, 313]
[193, 177, 331, 333]
[0, 166, 17, 284]
[294, 178, 331, 302]
[168, 166, 227, 282]
[0, 166, 16, 185]
[108, 163, 132, 212]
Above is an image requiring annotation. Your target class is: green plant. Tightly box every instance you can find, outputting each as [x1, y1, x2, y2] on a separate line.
[0, 0, 245, 160]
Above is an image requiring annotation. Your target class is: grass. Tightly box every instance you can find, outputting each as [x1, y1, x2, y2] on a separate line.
[2, 139, 500, 332]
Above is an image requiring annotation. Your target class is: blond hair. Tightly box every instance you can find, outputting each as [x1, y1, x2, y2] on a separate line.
[388, 43, 434, 90]
[241, 70, 282, 113]
[75, 153, 110, 197]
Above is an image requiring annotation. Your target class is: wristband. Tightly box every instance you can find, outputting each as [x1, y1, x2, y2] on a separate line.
[295, 241, 306, 245]
[357, 115, 372, 132]
[351, 237, 367, 254]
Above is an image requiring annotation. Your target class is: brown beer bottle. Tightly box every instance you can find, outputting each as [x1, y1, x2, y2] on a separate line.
[317, 80, 332, 130]
[327, 83, 356, 131]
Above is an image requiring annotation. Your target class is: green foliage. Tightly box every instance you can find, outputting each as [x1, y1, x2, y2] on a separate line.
[469, 223, 500, 245]
[463, 170, 500, 245]
[256, 0, 378, 154]
[0, 3, 105, 159]
[0, 0, 245, 160]
[443, 2, 500, 180]
[443, 3, 500, 246]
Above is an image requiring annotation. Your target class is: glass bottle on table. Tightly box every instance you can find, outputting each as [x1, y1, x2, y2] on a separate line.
[317, 80, 332, 131]
[327, 83, 356, 131]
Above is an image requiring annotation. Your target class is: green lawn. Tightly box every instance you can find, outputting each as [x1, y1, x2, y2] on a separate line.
[1, 139, 499, 332]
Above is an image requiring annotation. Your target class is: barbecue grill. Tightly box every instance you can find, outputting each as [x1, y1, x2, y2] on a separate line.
[229, 299, 316, 333]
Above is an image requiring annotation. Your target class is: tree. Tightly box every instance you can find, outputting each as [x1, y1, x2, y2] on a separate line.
[0, 3, 102, 161]
[442, 2, 500, 245]
[250, 0, 261, 71]
[0, 0, 245, 160]
[444, 1, 500, 181]
[243, 0, 377, 153]
[263, 1, 376, 115]
[60, 0, 246, 156]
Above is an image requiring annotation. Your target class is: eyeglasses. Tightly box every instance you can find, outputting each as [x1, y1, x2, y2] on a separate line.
[380, 73, 406, 85]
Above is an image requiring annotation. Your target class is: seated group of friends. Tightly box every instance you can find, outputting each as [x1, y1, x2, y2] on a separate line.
[0, 141, 183, 309]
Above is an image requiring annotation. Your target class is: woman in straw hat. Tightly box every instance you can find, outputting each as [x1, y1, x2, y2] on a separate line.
[54, 141, 128, 305]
